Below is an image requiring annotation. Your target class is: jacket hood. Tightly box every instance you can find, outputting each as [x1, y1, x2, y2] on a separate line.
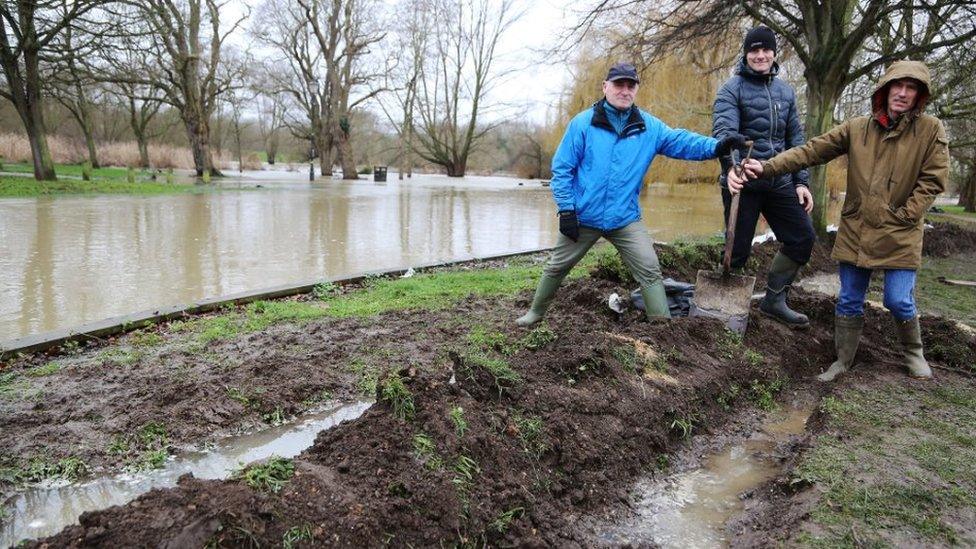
[736, 57, 780, 79]
[871, 60, 932, 124]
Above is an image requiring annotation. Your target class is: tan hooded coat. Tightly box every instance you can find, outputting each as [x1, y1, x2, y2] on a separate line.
[763, 60, 949, 269]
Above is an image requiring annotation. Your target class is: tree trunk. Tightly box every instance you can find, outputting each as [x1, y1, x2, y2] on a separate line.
[137, 135, 151, 168]
[80, 109, 100, 168]
[803, 79, 842, 235]
[184, 115, 219, 176]
[15, 52, 57, 180]
[266, 132, 278, 165]
[960, 165, 976, 212]
[445, 160, 465, 177]
[337, 129, 359, 179]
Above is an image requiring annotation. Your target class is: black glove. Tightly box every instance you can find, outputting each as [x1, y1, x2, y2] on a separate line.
[558, 210, 579, 242]
[715, 133, 748, 157]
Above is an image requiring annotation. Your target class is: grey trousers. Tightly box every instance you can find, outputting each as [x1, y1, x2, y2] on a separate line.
[544, 221, 664, 288]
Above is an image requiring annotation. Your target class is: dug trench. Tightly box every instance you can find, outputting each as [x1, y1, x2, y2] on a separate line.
[1, 222, 975, 546]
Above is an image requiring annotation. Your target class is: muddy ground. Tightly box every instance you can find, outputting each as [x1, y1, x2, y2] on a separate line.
[2, 222, 975, 547]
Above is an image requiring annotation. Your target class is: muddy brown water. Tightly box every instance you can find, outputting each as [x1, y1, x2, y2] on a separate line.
[0, 400, 371, 547]
[0, 170, 844, 340]
[594, 404, 813, 548]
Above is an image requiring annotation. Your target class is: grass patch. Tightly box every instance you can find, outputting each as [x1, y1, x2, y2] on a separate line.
[281, 524, 314, 549]
[233, 456, 295, 494]
[912, 255, 976, 327]
[749, 378, 783, 411]
[0, 173, 203, 197]
[449, 405, 468, 437]
[321, 265, 546, 318]
[1, 456, 90, 484]
[490, 506, 525, 533]
[412, 433, 443, 470]
[26, 361, 61, 377]
[657, 234, 723, 270]
[794, 382, 976, 545]
[520, 324, 557, 350]
[380, 372, 415, 420]
[512, 412, 547, 458]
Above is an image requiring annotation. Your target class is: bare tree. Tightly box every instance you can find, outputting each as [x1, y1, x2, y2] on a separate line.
[412, 0, 521, 177]
[128, 0, 249, 176]
[253, 0, 384, 179]
[573, 0, 976, 232]
[46, 3, 104, 168]
[251, 70, 285, 165]
[0, 0, 104, 180]
[377, 0, 428, 179]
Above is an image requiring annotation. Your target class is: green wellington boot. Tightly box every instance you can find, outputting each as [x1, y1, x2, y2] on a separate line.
[817, 315, 864, 382]
[516, 275, 563, 327]
[640, 280, 671, 320]
[895, 316, 933, 379]
[759, 252, 810, 328]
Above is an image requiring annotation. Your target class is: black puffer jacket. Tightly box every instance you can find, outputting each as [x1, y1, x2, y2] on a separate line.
[713, 58, 808, 189]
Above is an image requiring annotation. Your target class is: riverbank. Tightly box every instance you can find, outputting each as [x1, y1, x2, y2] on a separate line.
[2, 223, 975, 546]
[0, 163, 203, 197]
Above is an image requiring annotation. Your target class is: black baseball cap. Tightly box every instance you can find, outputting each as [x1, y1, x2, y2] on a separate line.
[606, 62, 640, 84]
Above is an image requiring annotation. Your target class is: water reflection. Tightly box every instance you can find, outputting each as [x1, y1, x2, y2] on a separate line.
[0, 170, 837, 339]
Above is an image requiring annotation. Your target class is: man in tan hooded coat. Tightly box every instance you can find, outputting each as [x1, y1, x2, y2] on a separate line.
[728, 60, 948, 380]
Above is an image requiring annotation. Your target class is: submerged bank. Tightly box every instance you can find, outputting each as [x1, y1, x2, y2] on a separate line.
[1, 222, 975, 546]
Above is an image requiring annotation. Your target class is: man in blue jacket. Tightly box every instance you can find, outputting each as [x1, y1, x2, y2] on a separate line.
[517, 62, 745, 326]
[712, 26, 816, 327]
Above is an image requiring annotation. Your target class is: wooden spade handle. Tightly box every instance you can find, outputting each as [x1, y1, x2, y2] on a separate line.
[723, 192, 740, 274]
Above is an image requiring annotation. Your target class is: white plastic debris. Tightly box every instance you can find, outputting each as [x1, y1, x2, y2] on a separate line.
[608, 293, 628, 313]
[400, 267, 416, 278]
[751, 230, 777, 245]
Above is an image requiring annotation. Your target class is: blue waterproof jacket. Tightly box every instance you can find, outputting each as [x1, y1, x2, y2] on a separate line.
[551, 100, 718, 231]
[712, 59, 808, 189]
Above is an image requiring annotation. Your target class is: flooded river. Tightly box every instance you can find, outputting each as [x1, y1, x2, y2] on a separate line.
[1, 170, 822, 340]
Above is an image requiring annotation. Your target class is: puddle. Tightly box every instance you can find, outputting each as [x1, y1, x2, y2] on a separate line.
[596, 405, 813, 548]
[0, 400, 371, 547]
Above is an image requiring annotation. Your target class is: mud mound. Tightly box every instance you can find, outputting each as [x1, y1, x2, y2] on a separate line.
[34, 278, 976, 548]
[923, 221, 976, 257]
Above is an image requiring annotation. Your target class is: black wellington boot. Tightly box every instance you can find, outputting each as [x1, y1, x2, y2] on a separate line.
[759, 252, 810, 328]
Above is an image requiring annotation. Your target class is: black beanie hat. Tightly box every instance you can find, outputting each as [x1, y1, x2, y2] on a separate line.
[743, 26, 776, 54]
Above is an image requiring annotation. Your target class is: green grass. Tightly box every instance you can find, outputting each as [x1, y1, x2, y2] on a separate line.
[380, 372, 415, 420]
[912, 256, 976, 327]
[412, 433, 443, 470]
[934, 205, 976, 218]
[0, 456, 90, 484]
[0, 173, 204, 197]
[794, 383, 976, 546]
[158, 250, 599, 347]
[233, 456, 295, 494]
[2, 162, 141, 179]
[26, 361, 60, 377]
[449, 405, 468, 437]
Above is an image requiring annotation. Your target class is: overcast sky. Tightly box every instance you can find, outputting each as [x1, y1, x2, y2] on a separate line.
[232, 0, 583, 125]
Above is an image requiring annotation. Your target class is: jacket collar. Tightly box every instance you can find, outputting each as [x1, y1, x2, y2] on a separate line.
[591, 99, 646, 137]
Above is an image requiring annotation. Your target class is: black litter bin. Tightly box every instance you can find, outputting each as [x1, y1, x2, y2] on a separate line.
[374, 166, 388, 182]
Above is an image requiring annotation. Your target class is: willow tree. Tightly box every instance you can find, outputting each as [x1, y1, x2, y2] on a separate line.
[575, 0, 976, 233]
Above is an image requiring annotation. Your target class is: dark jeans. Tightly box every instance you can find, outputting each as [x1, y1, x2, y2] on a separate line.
[721, 183, 815, 269]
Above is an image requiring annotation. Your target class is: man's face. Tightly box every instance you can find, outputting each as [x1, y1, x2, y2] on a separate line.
[887, 78, 920, 116]
[603, 79, 638, 110]
[746, 48, 775, 74]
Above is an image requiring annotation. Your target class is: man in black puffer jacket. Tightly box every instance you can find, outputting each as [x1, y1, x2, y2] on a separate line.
[713, 26, 816, 328]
